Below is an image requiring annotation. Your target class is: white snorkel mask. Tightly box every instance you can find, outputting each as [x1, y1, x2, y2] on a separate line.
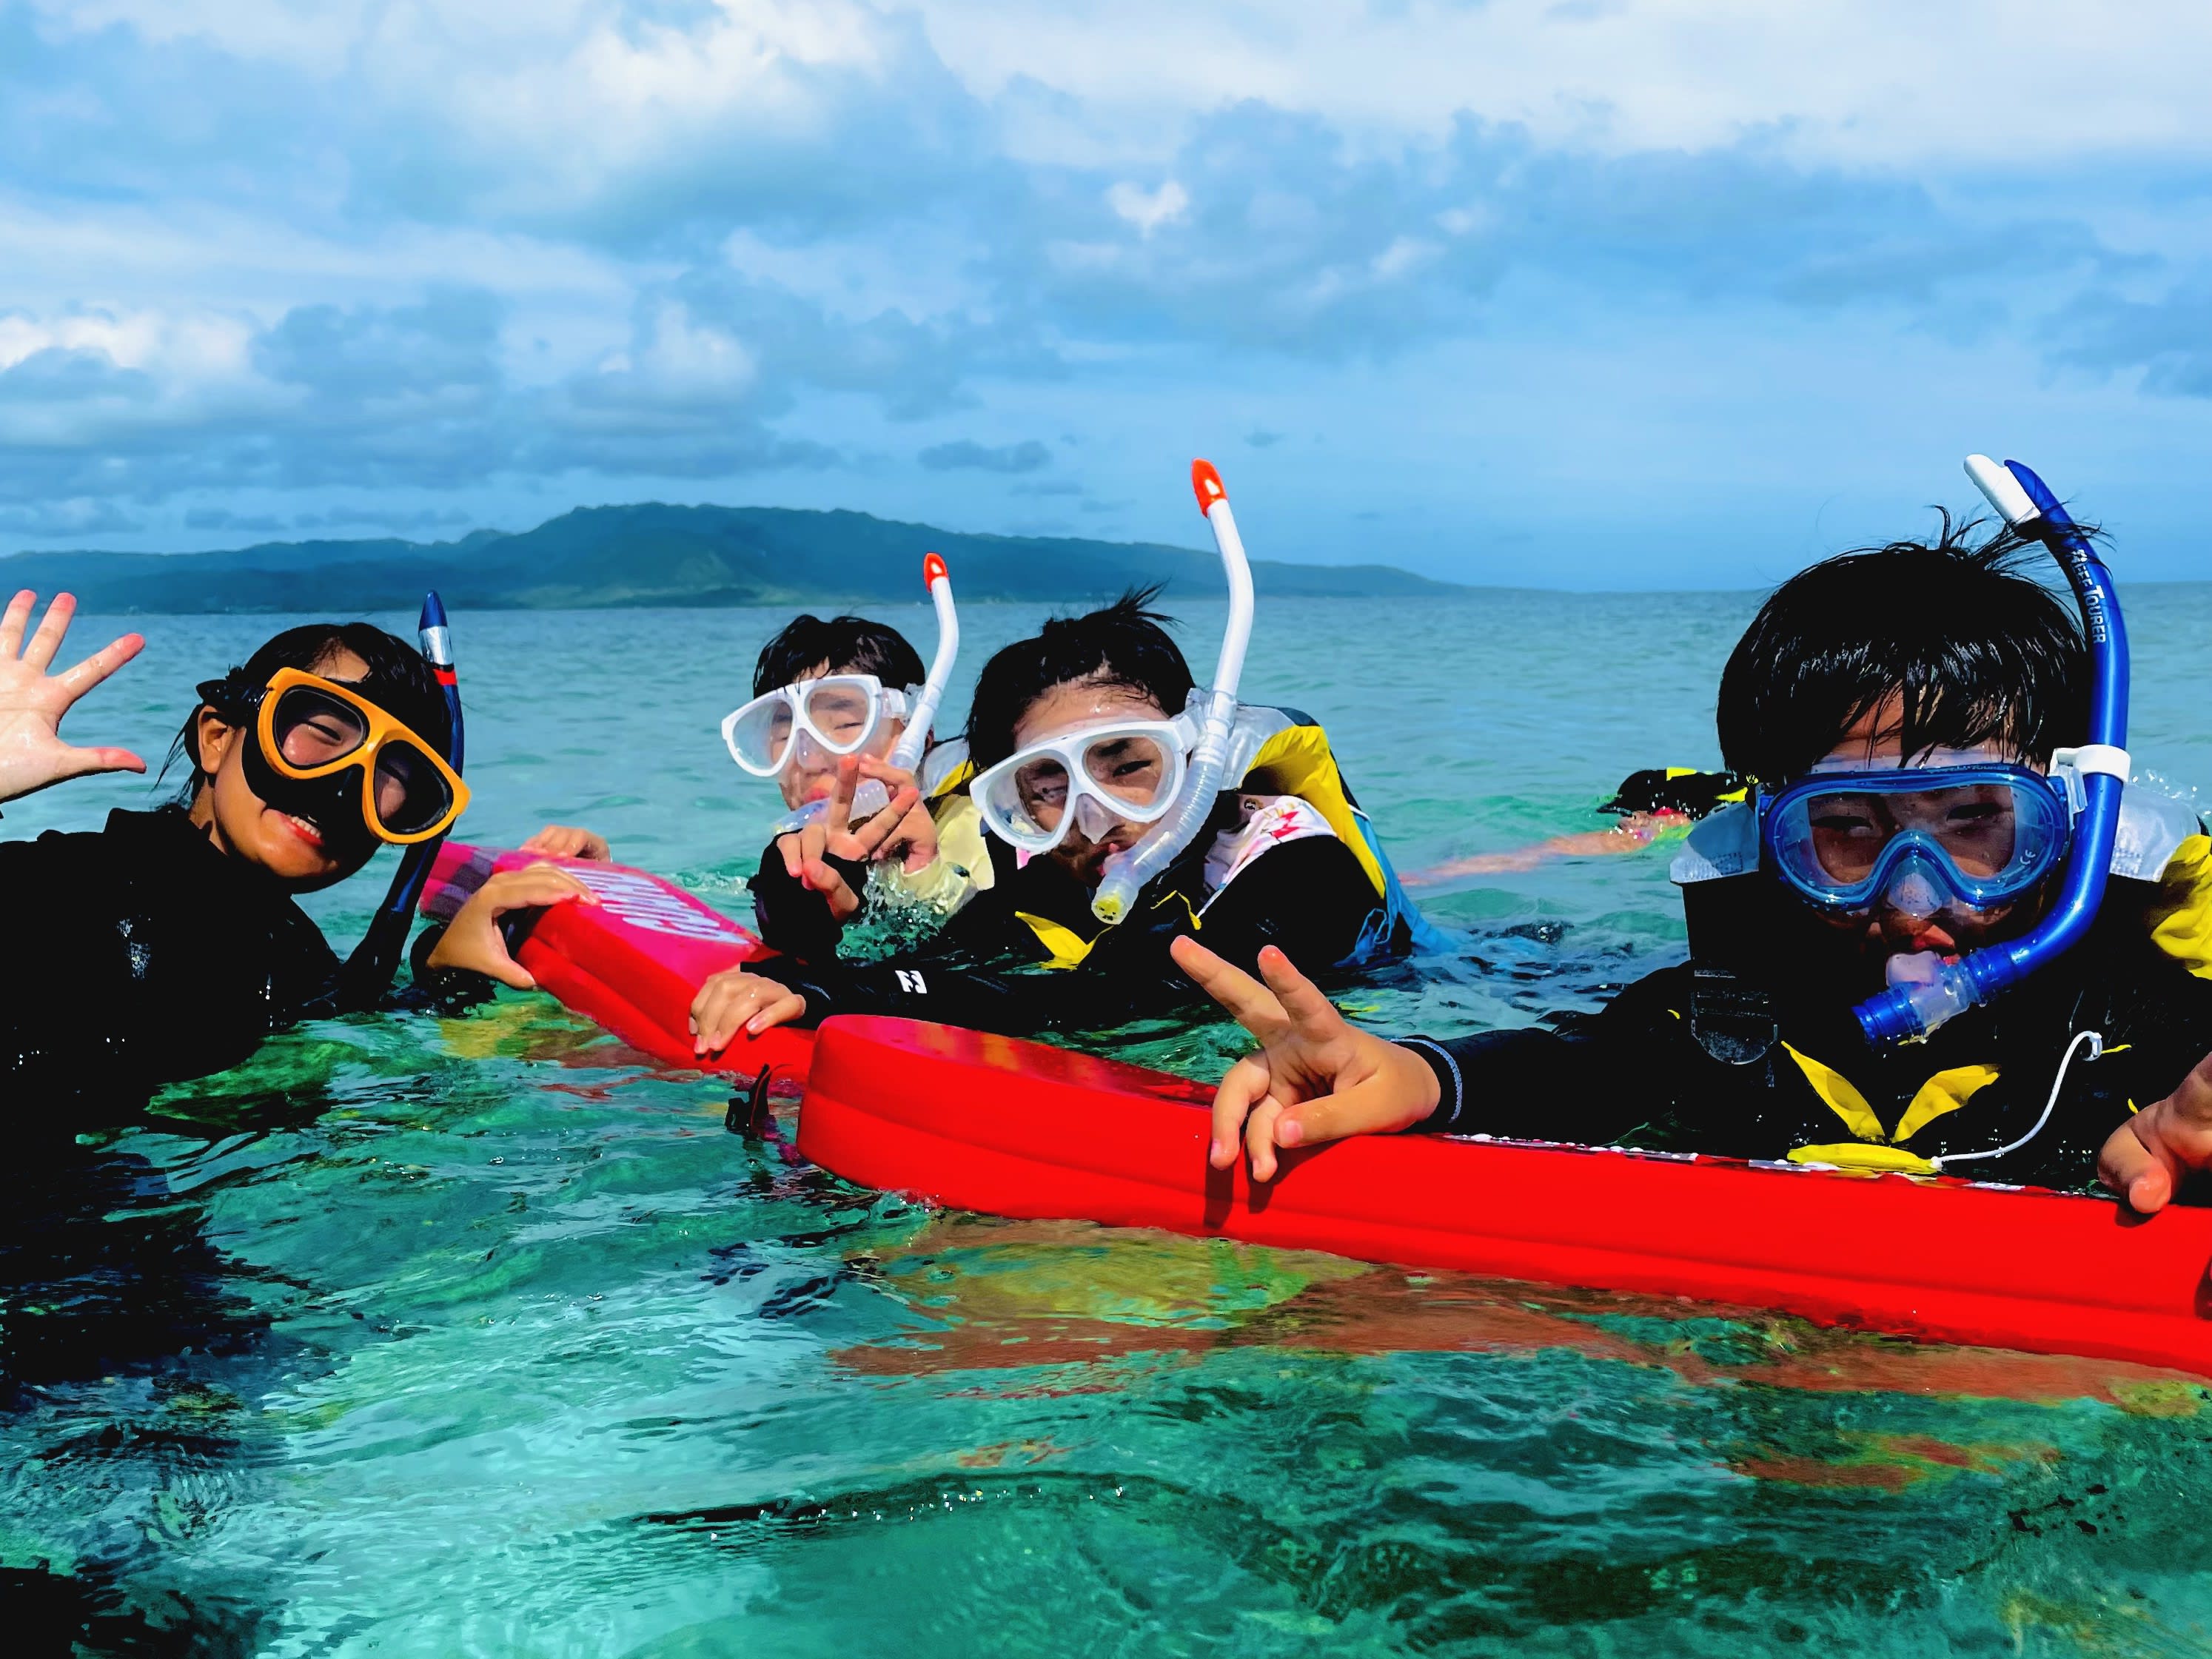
[736, 553, 959, 834]
[1087, 460, 1256, 925]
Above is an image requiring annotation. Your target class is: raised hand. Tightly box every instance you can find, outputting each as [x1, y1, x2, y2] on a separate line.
[1171, 936, 1441, 1182]
[2099, 1053, 2212, 1214]
[0, 591, 147, 805]
[774, 755, 925, 921]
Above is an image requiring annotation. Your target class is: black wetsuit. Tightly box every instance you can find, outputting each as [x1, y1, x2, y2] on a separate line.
[745, 798, 1387, 1036]
[1399, 879, 2212, 1191]
[2, 806, 345, 1114]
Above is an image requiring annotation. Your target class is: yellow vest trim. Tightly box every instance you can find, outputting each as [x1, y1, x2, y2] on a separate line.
[1015, 911, 1096, 970]
[1786, 1143, 1940, 1176]
[2147, 834, 2212, 979]
[1780, 1045, 2000, 1147]
[1780, 1042, 1887, 1142]
[1892, 1064, 2002, 1143]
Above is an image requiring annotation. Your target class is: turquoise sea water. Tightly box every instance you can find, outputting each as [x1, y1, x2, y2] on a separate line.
[12, 589, 2212, 1654]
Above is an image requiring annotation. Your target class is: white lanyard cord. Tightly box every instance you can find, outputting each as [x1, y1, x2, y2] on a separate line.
[1931, 1028, 2104, 1172]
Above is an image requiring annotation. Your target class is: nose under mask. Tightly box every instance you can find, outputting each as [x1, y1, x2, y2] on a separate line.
[1072, 792, 1121, 843]
[1879, 851, 1948, 919]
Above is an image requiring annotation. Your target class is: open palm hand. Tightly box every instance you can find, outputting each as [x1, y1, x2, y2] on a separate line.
[0, 591, 147, 806]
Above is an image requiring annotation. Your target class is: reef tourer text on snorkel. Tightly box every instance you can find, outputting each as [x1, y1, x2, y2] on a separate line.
[1091, 460, 1256, 925]
[1852, 457, 2131, 1046]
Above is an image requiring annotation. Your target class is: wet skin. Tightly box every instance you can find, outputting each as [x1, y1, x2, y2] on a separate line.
[186, 644, 382, 891]
[1008, 677, 1172, 889]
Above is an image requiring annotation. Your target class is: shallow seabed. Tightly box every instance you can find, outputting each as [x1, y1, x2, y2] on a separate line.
[10, 591, 2212, 1655]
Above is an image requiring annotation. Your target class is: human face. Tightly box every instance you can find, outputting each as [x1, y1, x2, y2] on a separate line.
[188, 645, 383, 889]
[771, 659, 908, 809]
[1803, 700, 2044, 971]
[1006, 677, 1174, 886]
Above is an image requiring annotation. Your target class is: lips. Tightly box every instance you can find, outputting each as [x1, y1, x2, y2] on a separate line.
[277, 811, 326, 849]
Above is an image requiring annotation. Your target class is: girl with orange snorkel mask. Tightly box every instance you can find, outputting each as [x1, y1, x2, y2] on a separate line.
[0, 591, 584, 1110]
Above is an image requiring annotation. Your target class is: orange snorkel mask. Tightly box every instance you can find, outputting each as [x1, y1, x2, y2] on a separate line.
[198, 666, 469, 847]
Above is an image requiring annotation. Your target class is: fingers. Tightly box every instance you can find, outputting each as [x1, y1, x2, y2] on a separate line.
[486, 864, 597, 915]
[55, 631, 144, 700]
[777, 830, 805, 880]
[825, 756, 859, 836]
[2099, 1115, 2176, 1215]
[21, 592, 76, 671]
[688, 973, 807, 1055]
[1208, 1053, 1273, 1169]
[1253, 945, 1347, 1040]
[519, 825, 611, 859]
[1244, 1093, 1289, 1183]
[800, 857, 860, 920]
[0, 590, 30, 658]
[849, 785, 923, 859]
[55, 743, 147, 780]
[1170, 934, 1288, 1040]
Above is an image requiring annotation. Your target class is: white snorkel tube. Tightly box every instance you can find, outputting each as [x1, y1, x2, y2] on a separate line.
[1090, 459, 1256, 924]
[774, 552, 959, 831]
[887, 552, 958, 776]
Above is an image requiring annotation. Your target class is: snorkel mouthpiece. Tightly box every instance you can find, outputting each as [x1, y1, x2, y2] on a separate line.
[1852, 458, 2130, 1046]
[1092, 460, 1256, 924]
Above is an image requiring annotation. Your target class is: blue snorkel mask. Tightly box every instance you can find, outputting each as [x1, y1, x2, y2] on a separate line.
[1837, 457, 2130, 1046]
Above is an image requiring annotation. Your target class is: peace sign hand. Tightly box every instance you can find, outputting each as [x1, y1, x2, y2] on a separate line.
[774, 755, 924, 922]
[0, 591, 147, 806]
[1171, 936, 1442, 1182]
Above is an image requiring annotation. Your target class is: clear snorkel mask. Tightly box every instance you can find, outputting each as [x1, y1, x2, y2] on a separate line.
[723, 554, 960, 833]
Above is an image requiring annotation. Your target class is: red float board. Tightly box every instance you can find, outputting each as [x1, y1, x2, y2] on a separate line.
[797, 1016, 2212, 1377]
[420, 842, 814, 1080]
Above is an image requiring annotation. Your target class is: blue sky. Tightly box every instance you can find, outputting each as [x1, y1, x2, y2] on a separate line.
[3, 0, 2211, 586]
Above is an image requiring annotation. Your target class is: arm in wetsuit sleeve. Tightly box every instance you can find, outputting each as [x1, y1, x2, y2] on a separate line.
[744, 833, 1383, 1037]
[1398, 966, 1695, 1145]
[747, 837, 869, 962]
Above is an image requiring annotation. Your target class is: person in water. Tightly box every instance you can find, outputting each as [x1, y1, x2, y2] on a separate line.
[731, 611, 988, 955]
[686, 589, 1424, 1050]
[0, 591, 587, 1104]
[1404, 768, 1746, 882]
[1179, 518, 2212, 1207]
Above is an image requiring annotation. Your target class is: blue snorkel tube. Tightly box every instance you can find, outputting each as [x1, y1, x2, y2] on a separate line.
[334, 591, 463, 1011]
[1853, 458, 2130, 1046]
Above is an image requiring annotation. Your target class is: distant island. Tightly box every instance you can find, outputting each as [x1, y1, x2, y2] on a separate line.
[0, 502, 1464, 613]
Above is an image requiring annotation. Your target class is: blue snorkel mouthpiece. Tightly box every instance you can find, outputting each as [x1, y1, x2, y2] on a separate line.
[1853, 458, 2130, 1046]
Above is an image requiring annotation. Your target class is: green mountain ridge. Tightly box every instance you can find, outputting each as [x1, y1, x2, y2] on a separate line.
[1, 502, 1464, 613]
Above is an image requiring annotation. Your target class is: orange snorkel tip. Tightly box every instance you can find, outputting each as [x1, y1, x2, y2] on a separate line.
[1192, 459, 1226, 515]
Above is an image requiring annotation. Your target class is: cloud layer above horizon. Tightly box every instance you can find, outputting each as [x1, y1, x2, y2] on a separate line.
[4, 0, 2211, 585]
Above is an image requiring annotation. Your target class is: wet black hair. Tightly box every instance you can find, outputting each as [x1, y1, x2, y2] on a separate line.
[1716, 512, 2092, 785]
[965, 587, 1196, 774]
[752, 614, 926, 698]
[164, 621, 451, 800]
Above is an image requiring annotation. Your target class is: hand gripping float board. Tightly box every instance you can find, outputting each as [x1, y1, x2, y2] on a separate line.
[420, 842, 815, 1081]
[421, 843, 2212, 1379]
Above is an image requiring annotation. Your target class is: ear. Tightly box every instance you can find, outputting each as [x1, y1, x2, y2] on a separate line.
[193, 706, 242, 785]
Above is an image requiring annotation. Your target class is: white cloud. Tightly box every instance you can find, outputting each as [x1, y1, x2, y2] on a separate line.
[1106, 179, 1190, 236]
